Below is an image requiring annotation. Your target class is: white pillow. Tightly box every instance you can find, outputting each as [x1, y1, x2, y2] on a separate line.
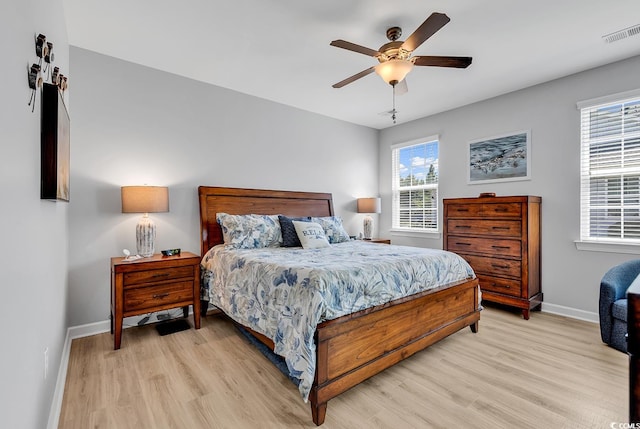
[293, 221, 331, 249]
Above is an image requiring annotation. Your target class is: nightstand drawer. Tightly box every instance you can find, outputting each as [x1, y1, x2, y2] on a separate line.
[478, 275, 521, 297]
[447, 219, 521, 237]
[124, 265, 194, 287]
[447, 236, 521, 258]
[461, 254, 521, 278]
[124, 280, 194, 312]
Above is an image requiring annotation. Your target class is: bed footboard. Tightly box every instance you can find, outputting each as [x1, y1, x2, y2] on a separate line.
[309, 278, 480, 425]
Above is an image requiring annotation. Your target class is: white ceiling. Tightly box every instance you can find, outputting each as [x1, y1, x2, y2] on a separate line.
[63, 0, 640, 130]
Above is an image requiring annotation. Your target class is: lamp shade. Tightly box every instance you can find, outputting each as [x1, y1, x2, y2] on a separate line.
[357, 197, 381, 214]
[375, 59, 414, 85]
[121, 186, 169, 213]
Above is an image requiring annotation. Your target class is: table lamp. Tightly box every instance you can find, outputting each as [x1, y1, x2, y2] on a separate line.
[121, 186, 169, 257]
[357, 197, 381, 240]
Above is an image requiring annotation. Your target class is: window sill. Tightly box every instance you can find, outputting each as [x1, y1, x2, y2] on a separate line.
[390, 229, 441, 240]
[574, 240, 640, 254]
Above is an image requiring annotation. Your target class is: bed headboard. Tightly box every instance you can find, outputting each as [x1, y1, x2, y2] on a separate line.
[198, 186, 335, 256]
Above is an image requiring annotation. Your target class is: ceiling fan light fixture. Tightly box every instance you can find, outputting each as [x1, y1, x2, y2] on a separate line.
[375, 59, 414, 86]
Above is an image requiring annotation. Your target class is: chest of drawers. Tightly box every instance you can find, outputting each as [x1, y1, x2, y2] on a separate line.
[443, 196, 542, 319]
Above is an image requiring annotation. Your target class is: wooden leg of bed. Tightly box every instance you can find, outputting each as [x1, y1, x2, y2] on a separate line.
[311, 401, 327, 426]
[470, 321, 479, 333]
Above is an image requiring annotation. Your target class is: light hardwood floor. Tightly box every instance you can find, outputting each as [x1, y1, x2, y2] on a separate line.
[58, 307, 627, 428]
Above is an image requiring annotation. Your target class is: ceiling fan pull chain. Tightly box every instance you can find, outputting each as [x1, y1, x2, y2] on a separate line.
[392, 84, 397, 124]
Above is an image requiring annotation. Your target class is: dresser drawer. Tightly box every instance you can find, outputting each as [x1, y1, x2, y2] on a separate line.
[446, 203, 482, 218]
[447, 236, 521, 258]
[447, 219, 521, 237]
[124, 265, 194, 287]
[124, 281, 194, 312]
[461, 254, 521, 278]
[478, 274, 521, 297]
[482, 203, 522, 217]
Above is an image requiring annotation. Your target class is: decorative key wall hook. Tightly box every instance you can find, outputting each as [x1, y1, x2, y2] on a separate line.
[28, 33, 68, 112]
[27, 63, 42, 112]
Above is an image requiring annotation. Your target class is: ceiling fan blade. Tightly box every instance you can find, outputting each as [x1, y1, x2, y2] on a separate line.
[395, 79, 408, 95]
[330, 40, 381, 57]
[332, 66, 376, 88]
[402, 12, 451, 52]
[413, 56, 473, 68]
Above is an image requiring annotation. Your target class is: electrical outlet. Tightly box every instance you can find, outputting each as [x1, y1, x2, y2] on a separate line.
[44, 347, 49, 380]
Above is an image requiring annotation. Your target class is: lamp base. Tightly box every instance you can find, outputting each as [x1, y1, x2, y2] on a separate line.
[363, 215, 373, 240]
[136, 214, 156, 257]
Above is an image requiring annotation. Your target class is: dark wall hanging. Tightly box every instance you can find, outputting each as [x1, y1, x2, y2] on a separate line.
[41, 82, 70, 201]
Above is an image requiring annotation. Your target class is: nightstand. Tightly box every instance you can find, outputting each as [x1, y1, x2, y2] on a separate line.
[110, 252, 201, 350]
[365, 238, 391, 244]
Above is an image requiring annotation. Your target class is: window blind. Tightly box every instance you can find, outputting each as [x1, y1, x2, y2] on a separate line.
[391, 137, 439, 231]
[579, 93, 640, 243]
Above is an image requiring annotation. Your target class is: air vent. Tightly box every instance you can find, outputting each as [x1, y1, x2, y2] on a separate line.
[603, 24, 640, 43]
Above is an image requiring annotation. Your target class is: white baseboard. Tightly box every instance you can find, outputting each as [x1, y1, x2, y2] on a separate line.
[541, 302, 599, 323]
[46, 328, 70, 429]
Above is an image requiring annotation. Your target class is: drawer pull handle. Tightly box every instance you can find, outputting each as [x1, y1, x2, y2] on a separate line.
[492, 283, 510, 288]
[492, 226, 510, 230]
[153, 293, 170, 299]
[455, 242, 471, 246]
[455, 225, 471, 229]
[491, 245, 510, 250]
[494, 208, 508, 212]
[492, 264, 509, 269]
[456, 209, 469, 212]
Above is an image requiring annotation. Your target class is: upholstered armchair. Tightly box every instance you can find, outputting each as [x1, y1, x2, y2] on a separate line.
[600, 259, 640, 352]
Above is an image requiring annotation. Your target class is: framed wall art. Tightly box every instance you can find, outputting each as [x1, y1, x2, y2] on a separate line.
[468, 130, 530, 184]
[41, 83, 70, 201]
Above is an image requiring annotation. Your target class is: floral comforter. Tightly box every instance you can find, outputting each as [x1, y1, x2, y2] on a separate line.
[201, 241, 475, 401]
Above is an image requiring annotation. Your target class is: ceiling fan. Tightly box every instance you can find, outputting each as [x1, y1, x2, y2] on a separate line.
[330, 12, 472, 91]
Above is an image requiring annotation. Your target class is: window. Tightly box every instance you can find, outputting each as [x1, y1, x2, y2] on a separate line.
[579, 90, 640, 244]
[391, 137, 439, 231]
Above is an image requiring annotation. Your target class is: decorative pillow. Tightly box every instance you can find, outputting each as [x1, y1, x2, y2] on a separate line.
[293, 221, 331, 249]
[311, 216, 351, 244]
[216, 213, 282, 249]
[278, 215, 311, 247]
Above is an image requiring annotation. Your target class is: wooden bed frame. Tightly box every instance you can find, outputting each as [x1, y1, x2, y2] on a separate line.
[198, 186, 481, 425]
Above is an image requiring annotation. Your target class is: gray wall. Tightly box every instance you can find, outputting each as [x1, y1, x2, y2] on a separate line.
[67, 47, 379, 326]
[0, 1, 69, 428]
[379, 55, 640, 318]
